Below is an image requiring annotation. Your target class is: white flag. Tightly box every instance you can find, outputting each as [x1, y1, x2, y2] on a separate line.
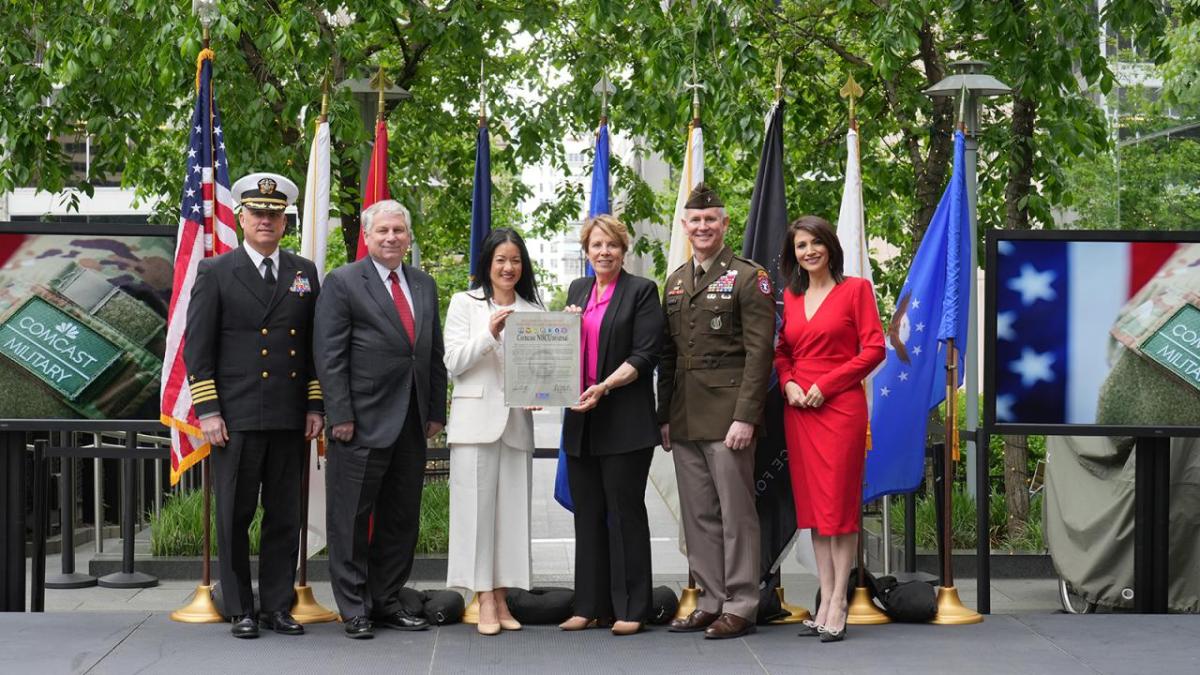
[298, 116, 331, 559]
[300, 118, 331, 281]
[653, 120, 704, 555]
[665, 121, 704, 272]
[836, 128, 871, 285]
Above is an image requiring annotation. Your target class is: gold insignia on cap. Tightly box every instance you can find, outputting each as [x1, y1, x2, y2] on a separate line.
[258, 177, 277, 195]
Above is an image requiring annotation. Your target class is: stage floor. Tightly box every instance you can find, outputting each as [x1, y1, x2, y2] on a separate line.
[2, 611, 1197, 674]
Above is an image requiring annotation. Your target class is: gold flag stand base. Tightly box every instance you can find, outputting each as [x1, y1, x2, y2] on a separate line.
[170, 584, 224, 623]
[291, 584, 338, 624]
[674, 586, 700, 621]
[930, 586, 984, 625]
[846, 586, 891, 625]
[769, 587, 812, 624]
[462, 592, 481, 625]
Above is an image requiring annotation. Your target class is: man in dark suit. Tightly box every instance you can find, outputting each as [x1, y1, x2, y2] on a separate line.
[314, 199, 447, 639]
[184, 172, 325, 639]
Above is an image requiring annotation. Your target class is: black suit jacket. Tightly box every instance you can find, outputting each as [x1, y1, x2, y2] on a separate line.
[561, 271, 663, 456]
[183, 246, 323, 431]
[314, 256, 447, 449]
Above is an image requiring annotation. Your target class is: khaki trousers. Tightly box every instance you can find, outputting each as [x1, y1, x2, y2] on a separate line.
[672, 438, 761, 620]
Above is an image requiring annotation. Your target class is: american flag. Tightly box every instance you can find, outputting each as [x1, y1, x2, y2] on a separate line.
[992, 239, 1177, 425]
[160, 49, 237, 485]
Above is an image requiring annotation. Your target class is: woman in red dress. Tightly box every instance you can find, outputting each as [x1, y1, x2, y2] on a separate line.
[774, 216, 885, 642]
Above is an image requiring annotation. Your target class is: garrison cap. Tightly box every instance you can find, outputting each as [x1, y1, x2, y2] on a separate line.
[684, 182, 724, 209]
[231, 172, 298, 212]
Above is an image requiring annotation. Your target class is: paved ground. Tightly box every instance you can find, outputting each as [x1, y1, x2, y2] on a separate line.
[4, 612, 1199, 674]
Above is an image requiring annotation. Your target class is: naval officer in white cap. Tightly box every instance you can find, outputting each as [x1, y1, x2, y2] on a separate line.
[184, 172, 324, 638]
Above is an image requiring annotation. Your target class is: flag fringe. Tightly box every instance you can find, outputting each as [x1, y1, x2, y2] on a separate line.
[161, 414, 210, 486]
[195, 48, 215, 92]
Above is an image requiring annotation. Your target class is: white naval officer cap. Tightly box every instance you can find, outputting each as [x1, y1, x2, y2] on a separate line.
[231, 172, 298, 212]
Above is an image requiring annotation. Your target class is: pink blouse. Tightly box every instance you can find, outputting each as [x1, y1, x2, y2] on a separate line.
[581, 273, 619, 388]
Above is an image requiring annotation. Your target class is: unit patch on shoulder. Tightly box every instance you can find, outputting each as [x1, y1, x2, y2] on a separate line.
[756, 269, 772, 296]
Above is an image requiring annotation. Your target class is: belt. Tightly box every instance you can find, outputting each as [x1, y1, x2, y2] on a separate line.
[682, 355, 745, 370]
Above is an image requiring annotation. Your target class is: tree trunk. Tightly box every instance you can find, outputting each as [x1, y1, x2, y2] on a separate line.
[1002, 435, 1030, 540]
[911, 21, 955, 243]
[1005, 93, 1039, 230]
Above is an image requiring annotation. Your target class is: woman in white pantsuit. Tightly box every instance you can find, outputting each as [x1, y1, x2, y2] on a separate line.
[444, 228, 543, 636]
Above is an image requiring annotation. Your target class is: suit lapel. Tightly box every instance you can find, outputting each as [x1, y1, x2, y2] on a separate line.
[232, 247, 271, 307]
[263, 252, 296, 317]
[682, 260, 697, 297]
[570, 277, 596, 310]
[360, 257, 408, 341]
[688, 246, 733, 299]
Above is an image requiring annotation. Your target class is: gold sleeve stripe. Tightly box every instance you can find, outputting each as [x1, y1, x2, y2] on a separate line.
[192, 394, 219, 404]
[308, 393, 323, 400]
[189, 387, 217, 397]
[189, 382, 217, 391]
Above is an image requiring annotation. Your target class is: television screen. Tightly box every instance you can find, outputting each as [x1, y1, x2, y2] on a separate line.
[985, 229, 1200, 436]
[0, 223, 175, 426]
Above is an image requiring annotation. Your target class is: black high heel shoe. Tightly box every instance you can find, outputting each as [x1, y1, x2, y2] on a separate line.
[797, 619, 821, 637]
[819, 623, 848, 643]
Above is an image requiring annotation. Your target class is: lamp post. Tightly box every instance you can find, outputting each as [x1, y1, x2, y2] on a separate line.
[924, 59, 1010, 619]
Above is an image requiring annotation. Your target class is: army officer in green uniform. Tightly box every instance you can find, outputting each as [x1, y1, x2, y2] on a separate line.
[658, 184, 776, 640]
[184, 173, 324, 639]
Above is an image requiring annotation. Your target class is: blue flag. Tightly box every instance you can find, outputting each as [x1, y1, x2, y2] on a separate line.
[864, 130, 971, 502]
[469, 123, 491, 281]
[587, 121, 611, 217]
[554, 120, 611, 511]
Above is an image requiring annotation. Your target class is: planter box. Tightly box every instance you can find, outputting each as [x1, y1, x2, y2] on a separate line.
[28, 525, 121, 556]
[862, 526, 1055, 578]
[89, 553, 449, 581]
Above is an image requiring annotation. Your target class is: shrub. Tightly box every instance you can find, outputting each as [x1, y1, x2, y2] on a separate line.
[151, 481, 451, 556]
[887, 487, 1045, 552]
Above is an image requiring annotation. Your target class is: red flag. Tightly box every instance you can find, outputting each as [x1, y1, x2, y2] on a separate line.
[356, 119, 390, 260]
[161, 48, 238, 484]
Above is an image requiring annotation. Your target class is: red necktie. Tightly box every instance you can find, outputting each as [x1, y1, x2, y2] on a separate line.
[387, 271, 416, 343]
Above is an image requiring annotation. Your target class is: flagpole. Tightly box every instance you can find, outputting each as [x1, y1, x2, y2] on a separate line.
[292, 79, 338, 625]
[373, 66, 387, 203]
[671, 60, 705, 622]
[462, 60, 490, 625]
[929, 107, 983, 625]
[838, 73, 890, 626]
[172, 0, 224, 623]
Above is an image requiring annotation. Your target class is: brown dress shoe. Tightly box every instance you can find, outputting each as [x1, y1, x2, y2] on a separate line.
[704, 613, 756, 639]
[668, 609, 720, 633]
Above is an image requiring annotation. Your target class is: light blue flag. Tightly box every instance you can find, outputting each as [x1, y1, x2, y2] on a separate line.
[554, 121, 611, 511]
[864, 130, 971, 502]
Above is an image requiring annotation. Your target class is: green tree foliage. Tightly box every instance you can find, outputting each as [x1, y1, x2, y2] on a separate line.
[1, 1, 1184, 291]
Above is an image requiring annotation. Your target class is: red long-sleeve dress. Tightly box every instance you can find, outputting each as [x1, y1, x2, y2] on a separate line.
[774, 277, 885, 536]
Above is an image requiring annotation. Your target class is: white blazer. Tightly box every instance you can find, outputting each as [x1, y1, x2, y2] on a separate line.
[443, 289, 542, 446]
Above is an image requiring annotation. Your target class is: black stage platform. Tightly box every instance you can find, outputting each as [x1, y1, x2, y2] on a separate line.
[2, 612, 1198, 674]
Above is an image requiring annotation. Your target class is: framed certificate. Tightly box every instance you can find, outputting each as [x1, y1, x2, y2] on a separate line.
[504, 312, 580, 407]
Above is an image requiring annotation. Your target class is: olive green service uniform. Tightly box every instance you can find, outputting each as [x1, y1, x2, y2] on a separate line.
[183, 173, 323, 620]
[657, 244, 776, 622]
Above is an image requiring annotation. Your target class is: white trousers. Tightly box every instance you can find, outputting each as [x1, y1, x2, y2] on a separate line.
[446, 438, 532, 591]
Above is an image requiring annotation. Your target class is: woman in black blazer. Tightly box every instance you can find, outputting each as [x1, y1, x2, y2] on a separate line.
[559, 215, 663, 636]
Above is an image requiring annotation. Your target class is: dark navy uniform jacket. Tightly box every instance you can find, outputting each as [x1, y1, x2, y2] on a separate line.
[184, 246, 323, 430]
